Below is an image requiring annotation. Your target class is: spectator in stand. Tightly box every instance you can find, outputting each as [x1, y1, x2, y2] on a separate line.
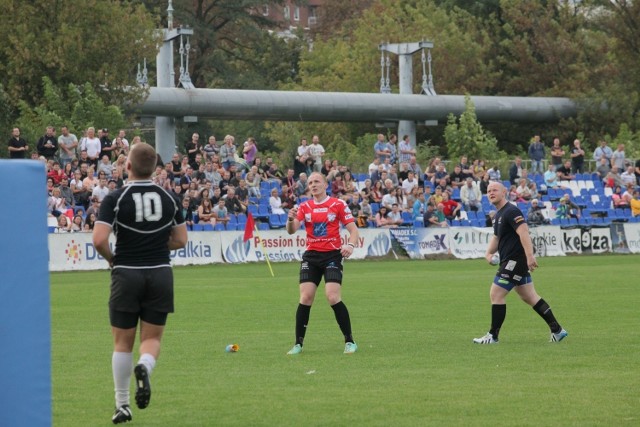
[620, 165, 636, 187]
[360, 178, 372, 201]
[556, 160, 575, 181]
[488, 165, 501, 182]
[375, 205, 392, 228]
[99, 128, 114, 161]
[47, 162, 65, 185]
[380, 183, 397, 210]
[593, 139, 613, 167]
[224, 186, 245, 214]
[508, 185, 519, 202]
[84, 212, 97, 230]
[458, 156, 473, 176]
[412, 191, 427, 221]
[58, 176, 75, 208]
[202, 136, 219, 161]
[212, 199, 230, 226]
[8, 127, 29, 159]
[382, 178, 395, 196]
[294, 137, 310, 176]
[264, 162, 284, 183]
[611, 185, 630, 209]
[97, 155, 114, 179]
[433, 163, 450, 186]
[235, 179, 249, 208]
[71, 170, 90, 208]
[210, 187, 222, 206]
[56, 214, 71, 232]
[92, 177, 110, 202]
[554, 197, 570, 219]
[82, 127, 102, 167]
[550, 138, 565, 167]
[388, 203, 404, 226]
[357, 197, 372, 227]
[62, 162, 74, 181]
[388, 134, 398, 165]
[595, 157, 611, 178]
[408, 156, 423, 184]
[280, 185, 296, 211]
[635, 159, 640, 185]
[509, 157, 523, 185]
[169, 153, 183, 185]
[197, 197, 216, 226]
[367, 158, 380, 178]
[424, 203, 447, 227]
[186, 133, 200, 169]
[154, 169, 173, 192]
[622, 183, 635, 205]
[515, 178, 533, 202]
[374, 133, 391, 163]
[111, 136, 127, 159]
[180, 197, 194, 230]
[49, 187, 69, 217]
[398, 135, 415, 165]
[83, 165, 98, 190]
[431, 186, 444, 206]
[308, 135, 325, 172]
[219, 135, 237, 170]
[544, 164, 560, 190]
[243, 137, 258, 168]
[424, 157, 442, 183]
[560, 194, 581, 218]
[370, 180, 383, 204]
[449, 165, 467, 189]
[460, 177, 482, 212]
[472, 159, 487, 181]
[630, 190, 640, 217]
[343, 171, 358, 200]
[570, 138, 586, 174]
[605, 167, 623, 188]
[611, 143, 626, 172]
[57, 126, 78, 167]
[269, 187, 286, 215]
[528, 135, 545, 175]
[401, 171, 418, 196]
[218, 170, 232, 196]
[527, 199, 549, 226]
[441, 191, 461, 221]
[528, 182, 540, 201]
[320, 159, 333, 177]
[37, 126, 58, 160]
[479, 172, 491, 194]
[246, 169, 261, 198]
[388, 165, 399, 187]
[70, 214, 84, 232]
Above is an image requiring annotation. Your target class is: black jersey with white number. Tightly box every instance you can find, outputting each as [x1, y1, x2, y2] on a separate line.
[493, 202, 526, 262]
[97, 180, 185, 267]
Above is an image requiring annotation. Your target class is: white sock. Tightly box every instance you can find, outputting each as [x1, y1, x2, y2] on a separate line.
[138, 353, 156, 376]
[112, 352, 133, 408]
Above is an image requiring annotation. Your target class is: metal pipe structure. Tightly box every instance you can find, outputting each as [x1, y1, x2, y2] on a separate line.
[137, 87, 578, 124]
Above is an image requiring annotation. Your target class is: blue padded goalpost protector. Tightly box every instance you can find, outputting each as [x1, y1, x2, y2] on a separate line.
[0, 160, 51, 426]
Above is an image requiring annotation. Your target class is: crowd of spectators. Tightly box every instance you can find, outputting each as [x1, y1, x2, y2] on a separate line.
[6, 126, 640, 233]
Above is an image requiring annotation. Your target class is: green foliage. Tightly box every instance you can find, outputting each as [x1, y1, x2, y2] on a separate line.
[0, 0, 157, 108]
[611, 123, 640, 159]
[443, 95, 504, 161]
[15, 77, 126, 147]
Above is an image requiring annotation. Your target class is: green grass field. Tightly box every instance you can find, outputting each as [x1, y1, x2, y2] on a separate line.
[51, 255, 639, 426]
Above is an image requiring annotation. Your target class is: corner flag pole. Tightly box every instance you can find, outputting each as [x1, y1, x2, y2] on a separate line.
[254, 225, 275, 277]
[243, 212, 274, 277]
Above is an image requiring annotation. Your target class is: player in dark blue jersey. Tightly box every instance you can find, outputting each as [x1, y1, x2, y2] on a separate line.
[473, 181, 567, 345]
[93, 143, 187, 424]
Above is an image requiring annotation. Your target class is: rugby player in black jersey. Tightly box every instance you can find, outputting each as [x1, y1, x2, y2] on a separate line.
[93, 143, 187, 423]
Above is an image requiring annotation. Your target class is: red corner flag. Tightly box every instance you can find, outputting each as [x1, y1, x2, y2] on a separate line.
[243, 212, 255, 242]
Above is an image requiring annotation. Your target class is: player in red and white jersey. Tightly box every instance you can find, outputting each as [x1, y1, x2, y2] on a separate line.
[285, 172, 360, 355]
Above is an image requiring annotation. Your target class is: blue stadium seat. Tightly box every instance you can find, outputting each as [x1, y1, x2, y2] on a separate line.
[236, 213, 247, 225]
[247, 205, 258, 217]
[401, 212, 412, 225]
[413, 220, 424, 228]
[370, 203, 380, 215]
[258, 222, 270, 231]
[269, 214, 284, 228]
[451, 220, 461, 227]
[213, 224, 225, 231]
[257, 205, 269, 219]
[202, 223, 215, 231]
[466, 211, 477, 220]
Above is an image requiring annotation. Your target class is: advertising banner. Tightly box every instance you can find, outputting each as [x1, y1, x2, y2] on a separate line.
[561, 228, 582, 254]
[529, 225, 565, 257]
[49, 231, 224, 271]
[579, 227, 611, 254]
[219, 229, 392, 263]
[623, 223, 640, 254]
[449, 227, 493, 259]
[389, 227, 450, 259]
[610, 223, 630, 254]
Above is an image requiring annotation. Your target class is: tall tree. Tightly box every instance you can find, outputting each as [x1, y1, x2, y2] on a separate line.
[0, 0, 158, 107]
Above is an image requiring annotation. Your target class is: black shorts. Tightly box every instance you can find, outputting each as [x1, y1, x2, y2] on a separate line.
[109, 266, 174, 328]
[494, 256, 532, 290]
[299, 250, 344, 286]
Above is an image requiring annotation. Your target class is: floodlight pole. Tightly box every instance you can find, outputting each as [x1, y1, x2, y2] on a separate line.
[379, 41, 434, 148]
[154, 0, 194, 163]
